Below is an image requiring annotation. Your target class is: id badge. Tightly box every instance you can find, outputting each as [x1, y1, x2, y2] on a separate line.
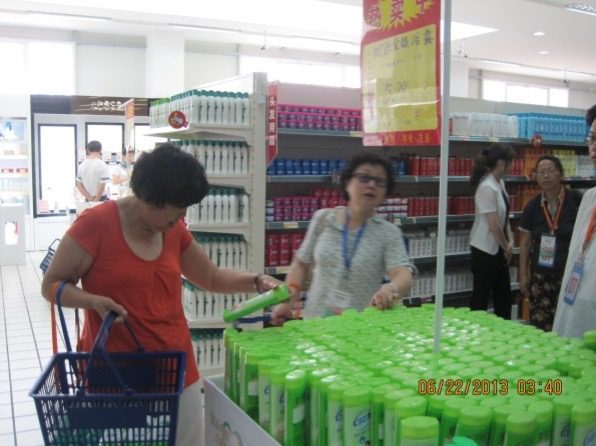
[326, 288, 352, 316]
[563, 257, 584, 306]
[538, 234, 556, 268]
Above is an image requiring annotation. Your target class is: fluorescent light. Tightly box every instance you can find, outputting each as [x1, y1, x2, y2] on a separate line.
[538, 51, 549, 55]
[533, 31, 546, 36]
[563, 70, 595, 78]
[566, 3, 596, 16]
[27, 11, 111, 22]
[479, 59, 522, 68]
[169, 23, 241, 34]
[447, 21, 497, 41]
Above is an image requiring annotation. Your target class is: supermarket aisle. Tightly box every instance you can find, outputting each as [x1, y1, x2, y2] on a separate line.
[0, 251, 77, 446]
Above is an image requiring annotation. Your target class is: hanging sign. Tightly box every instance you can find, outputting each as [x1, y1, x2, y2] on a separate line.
[362, 0, 441, 146]
[123, 99, 135, 152]
[266, 82, 279, 165]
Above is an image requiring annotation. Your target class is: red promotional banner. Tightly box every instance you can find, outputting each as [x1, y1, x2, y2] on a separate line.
[362, 0, 441, 146]
[266, 82, 279, 165]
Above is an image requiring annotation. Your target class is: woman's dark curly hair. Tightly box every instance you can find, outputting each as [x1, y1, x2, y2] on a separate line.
[131, 143, 209, 208]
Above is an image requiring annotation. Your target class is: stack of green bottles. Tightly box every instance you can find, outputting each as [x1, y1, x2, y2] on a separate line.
[222, 305, 596, 446]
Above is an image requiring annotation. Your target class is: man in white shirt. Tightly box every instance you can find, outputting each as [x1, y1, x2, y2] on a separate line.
[553, 104, 596, 338]
[76, 140, 110, 202]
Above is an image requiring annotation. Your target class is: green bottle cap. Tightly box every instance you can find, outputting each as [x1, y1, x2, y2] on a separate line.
[451, 436, 479, 446]
[385, 389, 416, 407]
[327, 381, 346, 401]
[571, 402, 596, 424]
[479, 397, 508, 409]
[395, 395, 427, 417]
[519, 364, 544, 376]
[343, 386, 370, 406]
[401, 416, 439, 439]
[568, 360, 595, 378]
[534, 369, 561, 380]
[506, 412, 537, 434]
[258, 358, 281, 375]
[443, 398, 474, 418]
[457, 405, 492, 427]
[318, 374, 340, 396]
[270, 366, 293, 385]
[285, 369, 306, 391]
[428, 393, 449, 411]
[492, 404, 527, 423]
[528, 401, 554, 423]
[553, 396, 578, 415]
[555, 356, 573, 375]
[500, 370, 523, 384]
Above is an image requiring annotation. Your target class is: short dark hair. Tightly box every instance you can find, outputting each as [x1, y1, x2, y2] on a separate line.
[131, 143, 209, 208]
[535, 155, 564, 176]
[86, 140, 102, 153]
[339, 152, 394, 201]
[586, 104, 596, 127]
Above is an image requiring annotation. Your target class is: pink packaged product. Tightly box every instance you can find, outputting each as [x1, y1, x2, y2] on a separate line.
[277, 104, 362, 131]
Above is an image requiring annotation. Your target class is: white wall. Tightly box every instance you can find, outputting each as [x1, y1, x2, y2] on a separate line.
[76, 45, 146, 97]
[185, 51, 239, 89]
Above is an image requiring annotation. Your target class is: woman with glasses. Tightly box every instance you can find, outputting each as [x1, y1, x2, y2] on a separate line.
[469, 143, 515, 319]
[518, 155, 582, 331]
[271, 152, 415, 323]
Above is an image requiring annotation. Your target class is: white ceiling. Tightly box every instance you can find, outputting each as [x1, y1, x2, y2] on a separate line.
[0, 0, 595, 85]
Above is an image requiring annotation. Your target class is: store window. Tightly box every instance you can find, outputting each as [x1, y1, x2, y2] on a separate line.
[240, 56, 360, 88]
[134, 124, 167, 153]
[85, 123, 124, 161]
[0, 42, 26, 94]
[482, 79, 569, 107]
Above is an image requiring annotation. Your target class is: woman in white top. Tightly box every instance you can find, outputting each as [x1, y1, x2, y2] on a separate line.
[469, 143, 515, 319]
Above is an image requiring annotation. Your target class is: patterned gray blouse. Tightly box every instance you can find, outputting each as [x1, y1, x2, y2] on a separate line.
[296, 207, 415, 318]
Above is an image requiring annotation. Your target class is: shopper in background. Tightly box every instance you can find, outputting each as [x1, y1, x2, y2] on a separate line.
[518, 155, 582, 331]
[76, 140, 111, 202]
[553, 104, 596, 338]
[271, 152, 415, 324]
[111, 146, 136, 197]
[469, 143, 515, 319]
[41, 143, 281, 446]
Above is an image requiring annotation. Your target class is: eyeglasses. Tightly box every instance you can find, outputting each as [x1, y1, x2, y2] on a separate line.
[587, 135, 596, 146]
[352, 172, 388, 188]
[535, 168, 559, 178]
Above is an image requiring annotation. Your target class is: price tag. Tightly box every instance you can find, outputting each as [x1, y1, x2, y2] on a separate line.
[283, 222, 298, 229]
[563, 258, 584, 306]
[538, 234, 556, 268]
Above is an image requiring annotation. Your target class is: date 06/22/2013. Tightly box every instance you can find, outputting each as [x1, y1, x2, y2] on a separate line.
[417, 378, 563, 396]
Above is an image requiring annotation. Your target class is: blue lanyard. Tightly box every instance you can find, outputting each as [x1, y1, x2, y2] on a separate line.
[342, 209, 367, 273]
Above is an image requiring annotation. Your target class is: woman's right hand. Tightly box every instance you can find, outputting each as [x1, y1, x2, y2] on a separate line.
[91, 295, 128, 322]
[271, 303, 292, 326]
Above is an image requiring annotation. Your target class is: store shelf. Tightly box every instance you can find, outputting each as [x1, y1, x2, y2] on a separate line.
[412, 282, 520, 300]
[264, 266, 291, 275]
[395, 175, 469, 183]
[278, 128, 362, 138]
[267, 175, 332, 183]
[188, 319, 228, 329]
[199, 366, 224, 379]
[146, 124, 253, 145]
[0, 154, 27, 160]
[208, 174, 252, 191]
[266, 221, 311, 230]
[411, 247, 520, 264]
[187, 222, 251, 238]
[449, 135, 587, 146]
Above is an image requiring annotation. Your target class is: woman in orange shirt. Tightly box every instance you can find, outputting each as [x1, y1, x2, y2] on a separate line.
[41, 143, 280, 446]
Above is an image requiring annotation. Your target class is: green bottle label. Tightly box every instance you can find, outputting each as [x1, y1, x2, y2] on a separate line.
[328, 400, 343, 446]
[571, 424, 596, 446]
[269, 382, 285, 442]
[553, 415, 571, 446]
[344, 405, 370, 446]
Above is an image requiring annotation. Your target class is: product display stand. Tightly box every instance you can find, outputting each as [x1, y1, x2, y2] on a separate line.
[147, 72, 268, 378]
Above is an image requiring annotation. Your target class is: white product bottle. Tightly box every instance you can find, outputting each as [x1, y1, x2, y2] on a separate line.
[221, 189, 230, 223]
[234, 92, 243, 124]
[205, 143, 214, 174]
[221, 92, 230, 125]
[214, 236, 223, 266]
[220, 142, 229, 175]
[207, 91, 216, 124]
[190, 90, 200, 124]
[228, 191, 238, 223]
[196, 142, 206, 168]
[240, 193, 250, 223]
[198, 91, 208, 124]
[213, 142, 222, 174]
[231, 144, 241, 175]
[241, 93, 250, 125]
[240, 144, 248, 174]
[207, 193, 215, 223]
[197, 289, 205, 319]
[238, 241, 246, 271]
[199, 198, 208, 224]
[214, 190, 223, 224]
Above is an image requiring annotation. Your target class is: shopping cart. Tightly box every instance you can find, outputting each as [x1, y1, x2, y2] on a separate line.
[30, 289, 187, 446]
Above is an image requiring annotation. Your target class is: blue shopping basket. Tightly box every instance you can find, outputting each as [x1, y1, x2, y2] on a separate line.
[30, 293, 187, 446]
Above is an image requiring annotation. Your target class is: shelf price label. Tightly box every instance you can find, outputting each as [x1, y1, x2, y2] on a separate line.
[282, 222, 299, 229]
[361, 0, 441, 147]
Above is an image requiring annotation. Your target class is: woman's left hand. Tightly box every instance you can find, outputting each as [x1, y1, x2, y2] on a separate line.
[370, 284, 400, 310]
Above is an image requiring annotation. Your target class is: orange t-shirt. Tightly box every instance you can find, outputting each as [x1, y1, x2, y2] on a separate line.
[67, 201, 199, 387]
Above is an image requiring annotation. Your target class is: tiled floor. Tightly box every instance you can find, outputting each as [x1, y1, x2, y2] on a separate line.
[0, 251, 78, 446]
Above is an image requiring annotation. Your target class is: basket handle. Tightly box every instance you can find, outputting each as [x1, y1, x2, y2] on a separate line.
[78, 311, 137, 396]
